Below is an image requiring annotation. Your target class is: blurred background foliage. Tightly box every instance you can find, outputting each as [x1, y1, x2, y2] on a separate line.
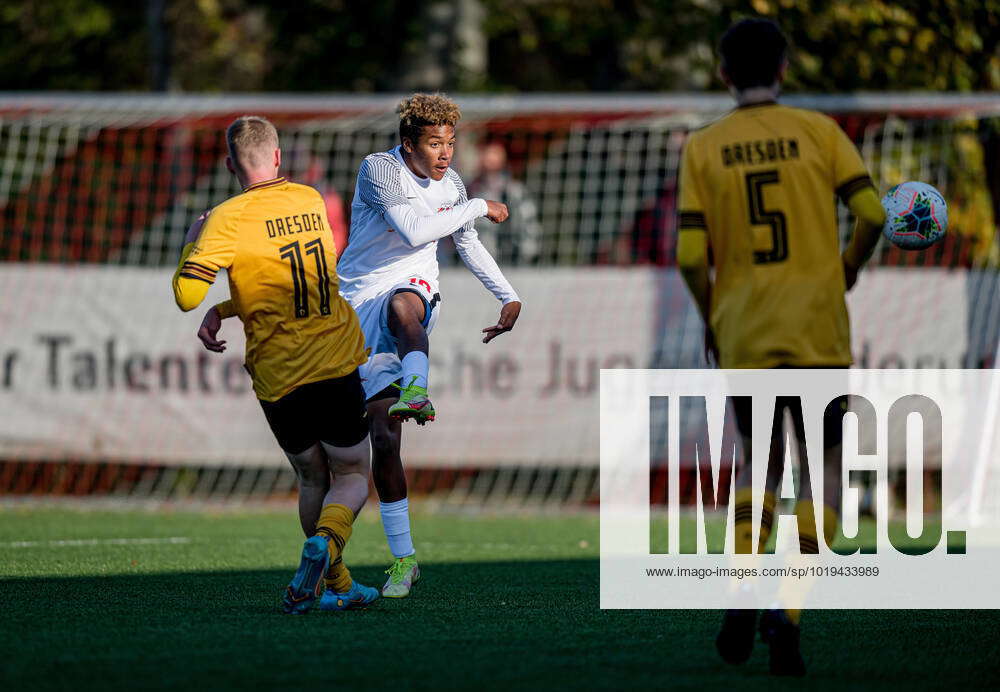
[0, 0, 997, 92]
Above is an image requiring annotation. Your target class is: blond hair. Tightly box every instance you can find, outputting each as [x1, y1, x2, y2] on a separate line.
[226, 115, 279, 172]
[397, 93, 461, 144]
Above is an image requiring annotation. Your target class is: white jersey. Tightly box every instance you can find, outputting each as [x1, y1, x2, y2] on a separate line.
[338, 146, 520, 306]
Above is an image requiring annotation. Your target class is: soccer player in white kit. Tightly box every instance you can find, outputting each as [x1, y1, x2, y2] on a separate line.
[339, 93, 522, 597]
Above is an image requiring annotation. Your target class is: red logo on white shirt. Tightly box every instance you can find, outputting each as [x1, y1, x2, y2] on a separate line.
[410, 277, 432, 293]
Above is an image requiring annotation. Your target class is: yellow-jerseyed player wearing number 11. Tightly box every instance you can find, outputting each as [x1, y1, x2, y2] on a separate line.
[172, 115, 377, 614]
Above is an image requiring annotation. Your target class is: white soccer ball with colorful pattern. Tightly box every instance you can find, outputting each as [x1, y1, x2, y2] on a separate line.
[880, 181, 947, 250]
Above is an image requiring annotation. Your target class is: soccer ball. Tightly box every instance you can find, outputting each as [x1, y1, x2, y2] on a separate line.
[881, 181, 947, 250]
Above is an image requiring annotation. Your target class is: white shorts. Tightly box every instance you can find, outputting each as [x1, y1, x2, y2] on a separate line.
[352, 275, 441, 400]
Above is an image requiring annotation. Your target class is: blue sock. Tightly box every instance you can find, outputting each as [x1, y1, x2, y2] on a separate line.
[401, 351, 429, 390]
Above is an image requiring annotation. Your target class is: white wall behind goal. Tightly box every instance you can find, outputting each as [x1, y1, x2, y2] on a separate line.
[0, 265, 976, 467]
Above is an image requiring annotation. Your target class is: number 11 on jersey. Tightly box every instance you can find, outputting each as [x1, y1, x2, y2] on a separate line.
[279, 238, 332, 318]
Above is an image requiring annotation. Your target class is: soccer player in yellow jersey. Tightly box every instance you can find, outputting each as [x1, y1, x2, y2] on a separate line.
[677, 20, 886, 676]
[172, 116, 378, 614]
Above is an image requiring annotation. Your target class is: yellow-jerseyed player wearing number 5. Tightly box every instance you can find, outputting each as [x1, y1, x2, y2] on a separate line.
[677, 18, 886, 679]
[172, 115, 376, 615]
[677, 97, 882, 370]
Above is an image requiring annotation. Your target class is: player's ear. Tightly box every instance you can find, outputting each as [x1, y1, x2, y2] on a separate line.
[777, 58, 789, 84]
[274, 148, 281, 171]
[225, 156, 236, 175]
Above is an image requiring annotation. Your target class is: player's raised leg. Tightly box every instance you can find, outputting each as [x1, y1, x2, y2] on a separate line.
[317, 437, 380, 611]
[368, 394, 421, 597]
[387, 291, 435, 424]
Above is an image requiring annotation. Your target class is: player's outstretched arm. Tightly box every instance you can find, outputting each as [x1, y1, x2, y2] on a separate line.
[841, 187, 886, 290]
[483, 300, 521, 344]
[452, 225, 521, 343]
[358, 157, 494, 248]
[384, 200, 491, 248]
[482, 200, 509, 224]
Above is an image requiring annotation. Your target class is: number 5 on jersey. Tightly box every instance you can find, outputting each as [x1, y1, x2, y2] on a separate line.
[745, 169, 788, 264]
[280, 238, 332, 318]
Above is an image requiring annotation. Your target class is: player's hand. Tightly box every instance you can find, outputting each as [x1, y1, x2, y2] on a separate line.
[482, 301, 521, 343]
[197, 306, 227, 353]
[484, 200, 509, 224]
[842, 256, 859, 291]
[704, 328, 719, 366]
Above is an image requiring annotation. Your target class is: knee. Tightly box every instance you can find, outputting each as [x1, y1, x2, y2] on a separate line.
[370, 426, 400, 464]
[325, 439, 372, 477]
[388, 293, 424, 328]
[388, 293, 409, 316]
[286, 448, 328, 487]
[293, 462, 328, 488]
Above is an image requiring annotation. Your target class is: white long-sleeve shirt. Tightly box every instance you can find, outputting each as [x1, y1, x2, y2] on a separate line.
[338, 146, 520, 306]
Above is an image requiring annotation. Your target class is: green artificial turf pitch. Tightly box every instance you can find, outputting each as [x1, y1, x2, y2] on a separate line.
[1, 506, 998, 691]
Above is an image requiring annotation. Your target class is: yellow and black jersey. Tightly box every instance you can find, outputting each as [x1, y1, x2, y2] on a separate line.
[678, 103, 874, 368]
[174, 177, 368, 401]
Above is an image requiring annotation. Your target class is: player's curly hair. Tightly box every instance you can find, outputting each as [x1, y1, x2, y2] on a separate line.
[397, 93, 461, 144]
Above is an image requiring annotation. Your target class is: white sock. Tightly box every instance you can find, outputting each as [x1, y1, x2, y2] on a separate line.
[380, 498, 415, 558]
[400, 351, 429, 390]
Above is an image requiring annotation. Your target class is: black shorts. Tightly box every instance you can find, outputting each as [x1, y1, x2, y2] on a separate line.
[259, 369, 368, 454]
[366, 379, 403, 405]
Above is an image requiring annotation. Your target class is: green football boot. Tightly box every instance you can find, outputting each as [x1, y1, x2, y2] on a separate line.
[388, 377, 435, 425]
[382, 555, 420, 598]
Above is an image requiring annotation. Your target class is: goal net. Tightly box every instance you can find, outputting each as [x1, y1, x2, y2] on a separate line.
[0, 93, 997, 507]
